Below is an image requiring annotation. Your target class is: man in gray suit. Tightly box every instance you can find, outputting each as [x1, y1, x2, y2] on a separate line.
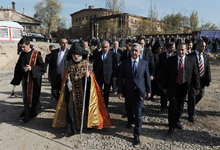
[50, 37, 69, 100]
[93, 40, 118, 107]
[118, 43, 151, 145]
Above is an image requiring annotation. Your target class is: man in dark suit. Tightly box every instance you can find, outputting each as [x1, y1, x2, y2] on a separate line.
[158, 42, 176, 110]
[93, 40, 118, 107]
[187, 40, 211, 122]
[122, 41, 131, 61]
[186, 41, 194, 55]
[44, 45, 56, 82]
[162, 43, 200, 134]
[49, 37, 69, 100]
[212, 35, 218, 52]
[110, 41, 123, 93]
[118, 43, 151, 145]
[137, 37, 154, 81]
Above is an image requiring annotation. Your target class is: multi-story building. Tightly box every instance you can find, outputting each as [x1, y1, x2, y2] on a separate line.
[70, 6, 165, 38]
[70, 6, 113, 27]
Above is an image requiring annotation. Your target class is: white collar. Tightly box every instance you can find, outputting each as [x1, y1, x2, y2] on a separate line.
[59, 48, 66, 52]
[131, 57, 139, 63]
[178, 55, 185, 61]
[196, 50, 203, 55]
[26, 49, 32, 53]
[102, 51, 108, 55]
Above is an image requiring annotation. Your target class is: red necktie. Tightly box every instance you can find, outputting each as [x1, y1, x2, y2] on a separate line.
[177, 58, 183, 85]
[199, 54, 205, 77]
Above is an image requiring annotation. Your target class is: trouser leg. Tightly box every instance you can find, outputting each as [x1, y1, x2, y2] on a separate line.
[104, 83, 111, 107]
[133, 99, 144, 138]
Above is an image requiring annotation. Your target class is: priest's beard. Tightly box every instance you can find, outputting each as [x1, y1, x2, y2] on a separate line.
[72, 56, 82, 63]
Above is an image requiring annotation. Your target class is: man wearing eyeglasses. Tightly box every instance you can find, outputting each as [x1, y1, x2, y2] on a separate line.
[118, 43, 151, 145]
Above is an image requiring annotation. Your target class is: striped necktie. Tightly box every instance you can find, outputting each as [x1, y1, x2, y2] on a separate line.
[177, 58, 183, 85]
[199, 54, 205, 77]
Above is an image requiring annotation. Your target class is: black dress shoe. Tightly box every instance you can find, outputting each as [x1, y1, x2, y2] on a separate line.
[126, 123, 132, 129]
[19, 111, 25, 118]
[20, 118, 29, 123]
[168, 127, 174, 134]
[175, 122, 183, 130]
[62, 131, 75, 137]
[188, 117, 195, 123]
[133, 137, 140, 145]
[66, 132, 75, 137]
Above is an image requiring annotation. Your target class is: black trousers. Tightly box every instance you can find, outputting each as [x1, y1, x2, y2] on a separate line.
[112, 79, 118, 93]
[51, 74, 62, 101]
[168, 83, 188, 128]
[160, 91, 168, 109]
[125, 88, 143, 138]
[187, 86, 205, 117]
[97, 81, 111, 107]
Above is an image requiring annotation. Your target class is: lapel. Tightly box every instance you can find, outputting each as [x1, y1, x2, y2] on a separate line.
[134, 59, 143, 78]
[163, 52, 167, 60]
[174, 55, 178, 77]
[127, 58, 133, 77]
[54, 49, 59, 67]
[203, 53, 207, 70]
[105, 51, 110, 62]
[100, 51, 105, 63]
[142, 48, 147, 59]
[184, 56, 189, 78]
[63, 49, 69, 64]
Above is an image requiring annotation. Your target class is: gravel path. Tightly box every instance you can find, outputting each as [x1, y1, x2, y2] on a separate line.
[0, 63, 219, 150]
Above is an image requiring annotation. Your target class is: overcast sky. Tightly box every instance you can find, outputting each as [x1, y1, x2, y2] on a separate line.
[1, 0, 220, 28]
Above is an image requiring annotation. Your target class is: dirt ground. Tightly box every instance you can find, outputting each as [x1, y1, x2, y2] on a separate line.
[0, 42, 219, 150]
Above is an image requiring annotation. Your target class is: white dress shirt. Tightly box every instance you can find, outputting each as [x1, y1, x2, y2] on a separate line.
[57, 48, 66, 74]
[195, 50, 205, 72]
[131, 57, 139, 71]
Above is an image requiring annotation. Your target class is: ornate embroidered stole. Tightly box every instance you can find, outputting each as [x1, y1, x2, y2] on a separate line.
[27, 50, 38, 107]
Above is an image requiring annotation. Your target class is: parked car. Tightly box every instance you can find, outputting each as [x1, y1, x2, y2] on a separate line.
[69, 38, 80, 44]
[29, 33, 48, 42]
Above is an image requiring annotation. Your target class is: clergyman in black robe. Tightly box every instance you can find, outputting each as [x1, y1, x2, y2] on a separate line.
[10, 37, 45, 122]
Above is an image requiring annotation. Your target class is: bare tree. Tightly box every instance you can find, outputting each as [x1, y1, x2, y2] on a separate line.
[105, 0, 125, 14]
[148, 0, 158, 34]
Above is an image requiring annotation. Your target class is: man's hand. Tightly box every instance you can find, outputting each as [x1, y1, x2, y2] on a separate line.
[146, 93, 151, 98]
[113, 77, 117, 81]
[163, 89, 167, 95]
[118, 93, 123, 100]
[26, 65, 31, 71]
[44, 73, 47, 78]
[85, 71, 90, 78]
[195, 90, 200, 95]
[150, 75, 154, 81]
[66, 73, 70, 82]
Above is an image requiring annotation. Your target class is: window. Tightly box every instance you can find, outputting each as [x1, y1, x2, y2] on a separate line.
[76, 18, 78, 22]
[25, 26, 31, 32]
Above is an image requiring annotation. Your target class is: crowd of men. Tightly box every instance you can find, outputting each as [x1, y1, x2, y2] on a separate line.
[11, 34, 211, 145]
